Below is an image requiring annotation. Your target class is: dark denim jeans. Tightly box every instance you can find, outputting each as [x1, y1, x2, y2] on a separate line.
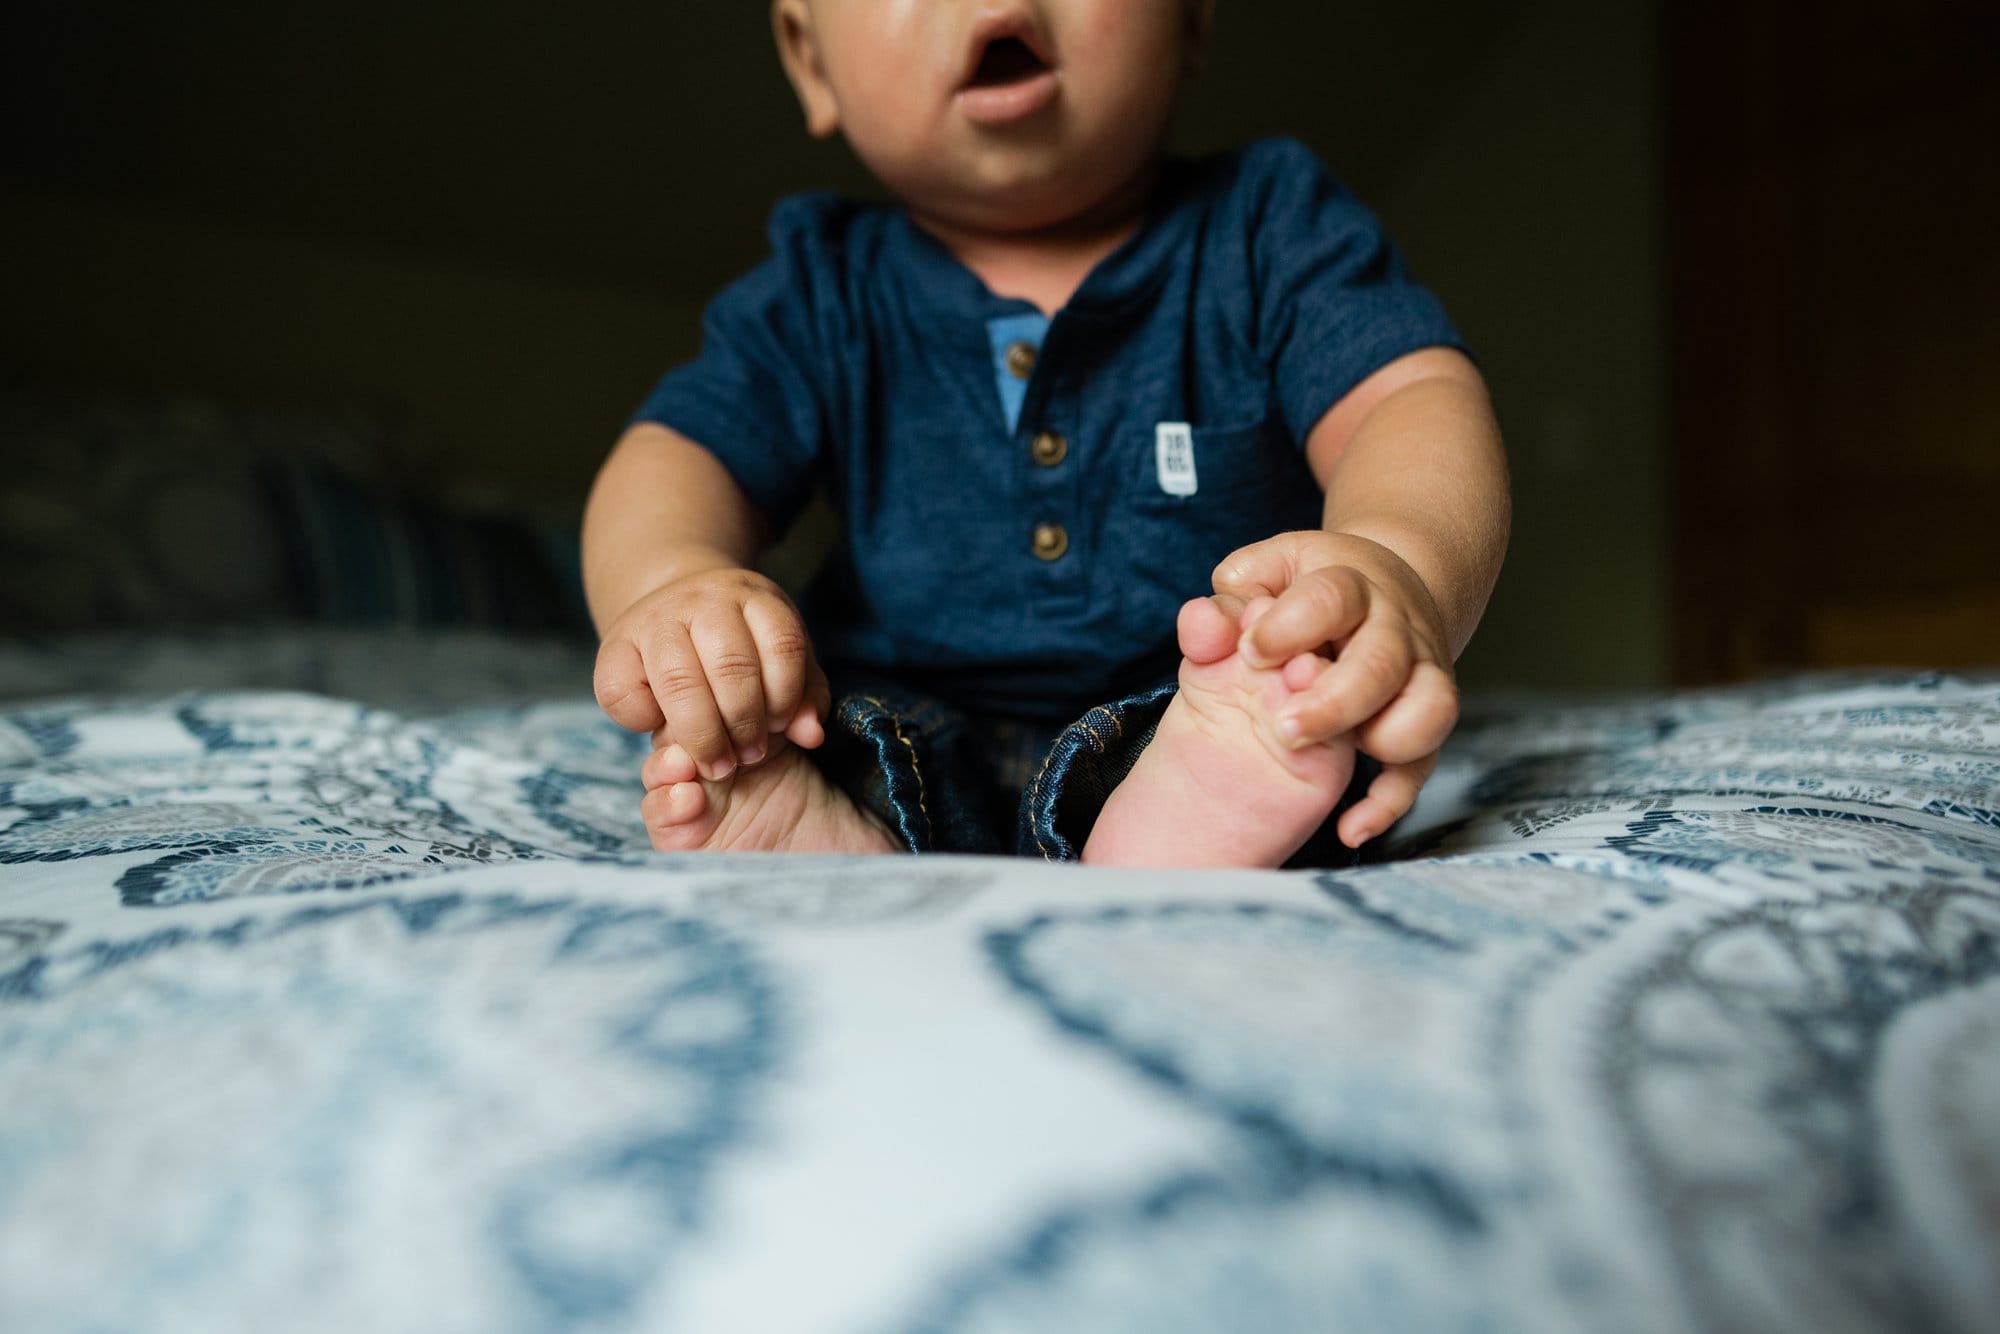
[815, 674, 1377, 867]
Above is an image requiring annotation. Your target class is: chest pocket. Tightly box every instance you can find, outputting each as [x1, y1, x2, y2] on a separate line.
[1121, 417, 1323, 586]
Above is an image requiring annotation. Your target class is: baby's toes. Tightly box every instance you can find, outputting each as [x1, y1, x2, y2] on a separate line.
[1176, 597, 1240, 664]
[641, 779, 710, 848]
[643, 742, 701, 789]
[1282, 651, 1330, 693]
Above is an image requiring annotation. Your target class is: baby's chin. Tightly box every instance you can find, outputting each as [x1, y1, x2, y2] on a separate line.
[892, 155, 1158, 239]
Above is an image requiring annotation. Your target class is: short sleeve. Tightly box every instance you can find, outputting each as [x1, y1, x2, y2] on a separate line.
[630, 200, 836, 530]
[1245, 139, 1470, 444]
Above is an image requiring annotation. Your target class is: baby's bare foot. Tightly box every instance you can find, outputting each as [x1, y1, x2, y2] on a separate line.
[641, 738, 899, 855]
[1082, 598, 1355, 868]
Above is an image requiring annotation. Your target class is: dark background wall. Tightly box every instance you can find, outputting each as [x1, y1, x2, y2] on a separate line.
[2, 1, 1668, 688]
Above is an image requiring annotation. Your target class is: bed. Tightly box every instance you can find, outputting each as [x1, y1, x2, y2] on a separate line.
[3, 623, 1995, 1333]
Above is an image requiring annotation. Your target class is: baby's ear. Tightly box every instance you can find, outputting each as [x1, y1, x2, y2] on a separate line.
[1182, 0, 1217, 76]
[773, 0, 841, 138]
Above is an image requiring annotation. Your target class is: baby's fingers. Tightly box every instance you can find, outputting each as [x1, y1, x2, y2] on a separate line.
[1273, 613, 1413, 747]
[692, 606, 770, 765]
[783, 657, 833, 751]
[782, 703, 826, 750]
[743, 598, 819, 758]
[649, 620, 735, 781]
[594, 637, 668, 735]
[1335, 754, 1438, 849]
[1353, 661, 1459, 766]
[1239, 566, 1370, 670]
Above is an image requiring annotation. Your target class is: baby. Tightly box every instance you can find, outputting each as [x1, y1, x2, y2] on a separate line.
[582, 0, 1509, 867]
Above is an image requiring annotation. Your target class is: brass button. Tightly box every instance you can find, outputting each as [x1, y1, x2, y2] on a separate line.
[1029, 431, 1068, 466]
[1031, 522, 1069, 561]
[1004, 340, 1038, 379]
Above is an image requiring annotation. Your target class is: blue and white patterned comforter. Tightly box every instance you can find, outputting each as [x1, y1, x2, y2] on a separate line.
[2, 630, 1996, 1333]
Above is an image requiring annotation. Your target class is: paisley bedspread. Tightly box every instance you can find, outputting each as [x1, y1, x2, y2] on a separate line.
[2, 630, 1996, 1333]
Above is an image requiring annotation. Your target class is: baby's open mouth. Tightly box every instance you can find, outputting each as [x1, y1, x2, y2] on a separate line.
[967, 35, 1051, 89]
[957, 27, 1059, 125]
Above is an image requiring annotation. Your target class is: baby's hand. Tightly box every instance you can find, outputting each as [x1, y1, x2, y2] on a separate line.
[593, 568, 830, 781]
[1210, 531, 1460, 847]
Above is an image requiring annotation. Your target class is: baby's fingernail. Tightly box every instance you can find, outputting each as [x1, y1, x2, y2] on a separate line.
[1278, 714, 1305, 743]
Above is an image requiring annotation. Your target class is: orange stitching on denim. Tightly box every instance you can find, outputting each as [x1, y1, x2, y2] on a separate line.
[1028, 706, 1125, 860]
[1027, 744, 1060, 860]
[854, 694, 929, 849]
[1081, 708, 1121, 750]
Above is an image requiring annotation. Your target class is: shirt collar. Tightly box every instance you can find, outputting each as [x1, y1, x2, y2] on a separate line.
[882, 155, 1201, 324]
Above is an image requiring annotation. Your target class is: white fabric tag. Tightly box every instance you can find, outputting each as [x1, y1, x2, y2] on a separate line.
[1155, 422, 1198, 496]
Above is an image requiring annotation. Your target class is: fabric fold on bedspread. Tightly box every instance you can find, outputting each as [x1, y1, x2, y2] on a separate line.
[1, 632, 1995, 1334]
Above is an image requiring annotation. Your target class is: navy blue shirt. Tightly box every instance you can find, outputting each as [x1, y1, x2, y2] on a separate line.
[635, 138, 1465, 721]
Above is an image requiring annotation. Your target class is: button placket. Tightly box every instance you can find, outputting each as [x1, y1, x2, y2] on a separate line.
[1004, 320, 1085, 609]
[986, 313, 1049, 437]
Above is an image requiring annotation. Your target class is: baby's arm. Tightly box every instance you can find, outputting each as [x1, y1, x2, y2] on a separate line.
[1212, 345, 1509, 846]
[583, 424, 830, 781]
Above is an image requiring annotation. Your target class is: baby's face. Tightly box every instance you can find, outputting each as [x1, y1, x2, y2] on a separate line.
[774, 0, 1210, 235]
